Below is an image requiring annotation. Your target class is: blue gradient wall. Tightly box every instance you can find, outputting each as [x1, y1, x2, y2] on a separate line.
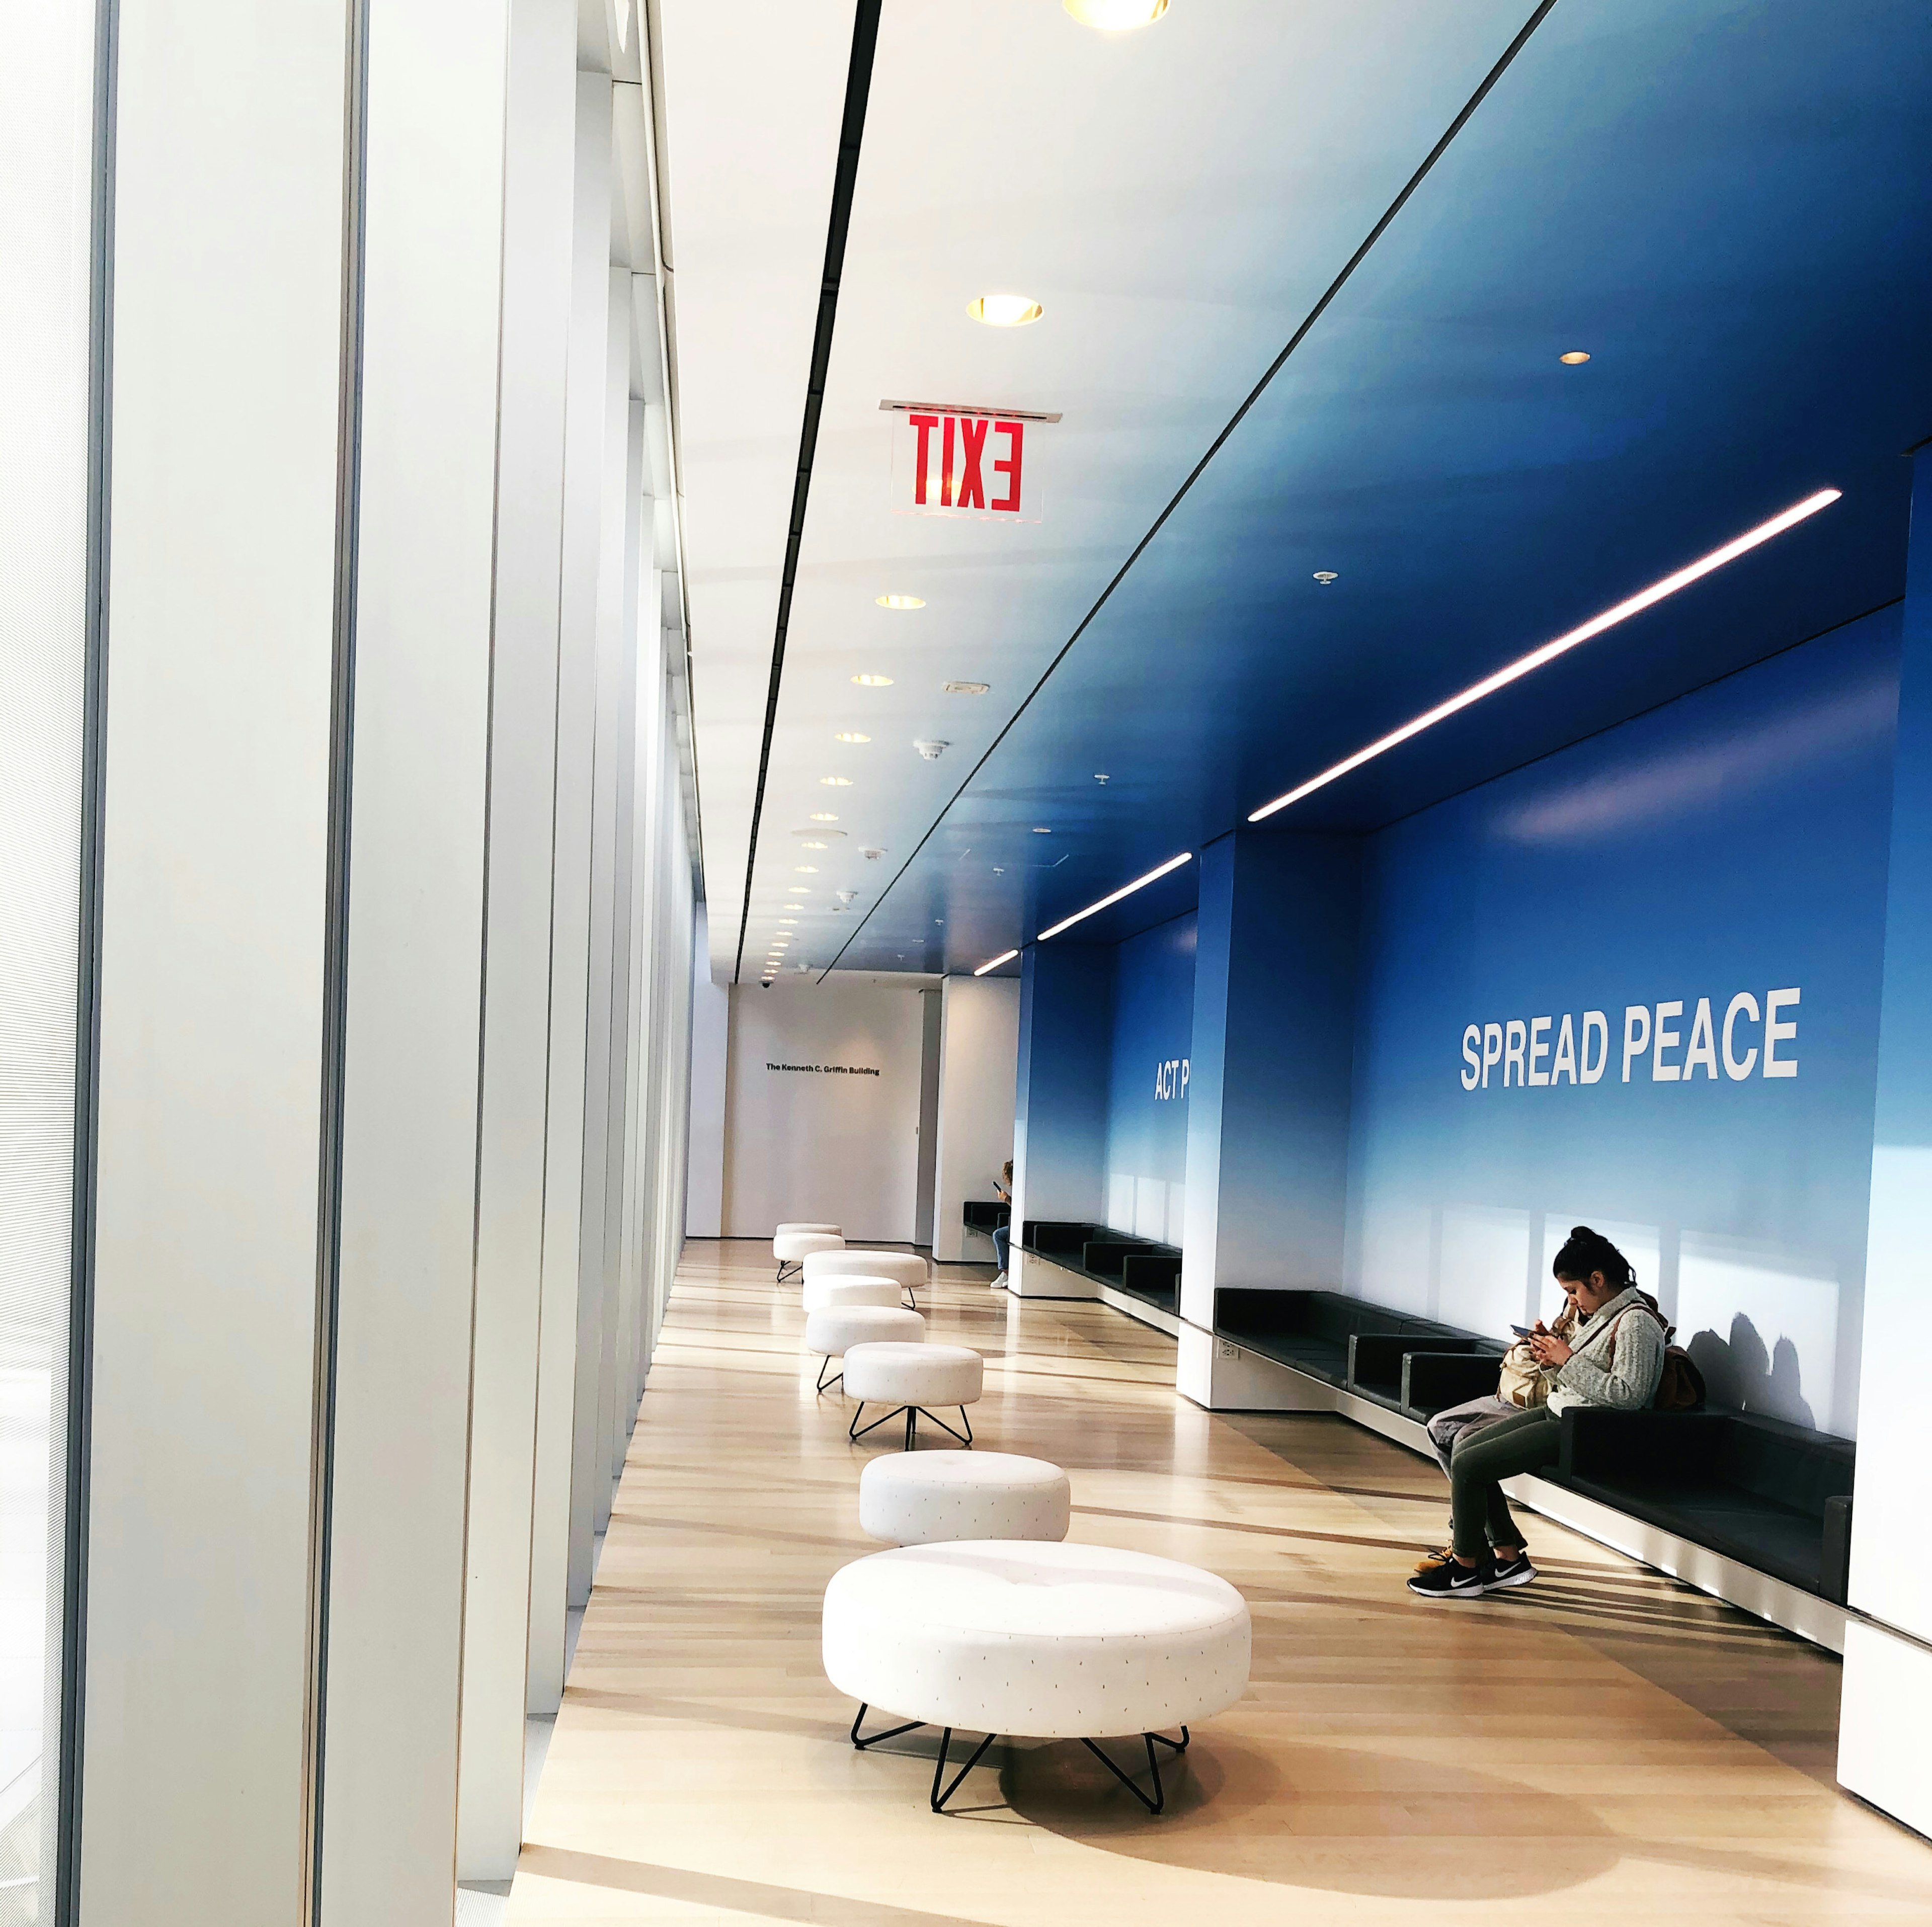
[1104, 913, 1195, 1241]
[1344, 610, 1900, 1437]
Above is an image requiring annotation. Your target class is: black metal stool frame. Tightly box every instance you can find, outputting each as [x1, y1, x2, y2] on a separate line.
[847, 1401, 973, 1450]
[849, 1704, 1189, 1814]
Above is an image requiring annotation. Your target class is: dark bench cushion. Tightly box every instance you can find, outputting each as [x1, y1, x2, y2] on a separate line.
[1555, 1408, 1856, 1601]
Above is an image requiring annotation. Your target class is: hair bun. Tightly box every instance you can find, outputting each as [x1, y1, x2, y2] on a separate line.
[1570, 1224, 1592, 1239]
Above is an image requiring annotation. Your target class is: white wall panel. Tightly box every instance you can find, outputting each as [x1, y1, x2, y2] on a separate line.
[321, 0, 508, 1911]
[722, 980, 926, 1243]
[454, 0, 577, 1884]
[528, 69, 613, 1718]
[82, 2, 351, 1915]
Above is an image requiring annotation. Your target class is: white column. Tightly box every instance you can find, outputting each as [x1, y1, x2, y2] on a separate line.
[319, 0, 510, 1913]
[80, 2, 352, 1915]
[455, 0, 576, 1883]
[685, 909, 729, 1237]
[931, 975, 1022, 1262]
[527, 69, 612, 1716]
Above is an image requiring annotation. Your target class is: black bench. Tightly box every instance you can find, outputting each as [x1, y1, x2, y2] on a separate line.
[1214, 1288, 1497, 1407]
[961, 1200, 1010, 1234]
[1021, 1219, 1181, 1313]
[1554, 1407, 1856, 1604]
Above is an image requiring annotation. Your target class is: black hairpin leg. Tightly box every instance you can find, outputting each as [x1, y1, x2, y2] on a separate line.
[1080, 1730, 1185, 1814]
[850, 1703, 923, 1751]
[850, 1401, 911, 1442]
[815, 1355, 842, 1395]
[930, 1727, 998, 1812]
[777, 1261, 799, 1284]
[920, 1406, 973, 1447]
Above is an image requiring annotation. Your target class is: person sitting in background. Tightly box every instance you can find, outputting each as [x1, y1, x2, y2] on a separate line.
[1407, 1225, 1665, 1601]
[1410, 1295, 1580, 1577]
[990, 1159, 1013, 1289]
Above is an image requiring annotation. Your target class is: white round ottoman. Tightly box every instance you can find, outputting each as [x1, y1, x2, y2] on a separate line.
[860, 1451, 1070, 1546]
[802, 1303, 925, 1394]
[802, 1274, 901, 1314]
[824, 1541, 1250, 1814]
[774, 1229, 843, 1282]
[776, 1221, 842, 1236]
[842, 1342, 983, 1450]
[803, 1246, 928, 1306]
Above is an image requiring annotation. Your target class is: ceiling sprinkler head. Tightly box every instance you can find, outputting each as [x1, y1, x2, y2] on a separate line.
[913, 738, 949, 761]
[1313, 570, 1339, 584]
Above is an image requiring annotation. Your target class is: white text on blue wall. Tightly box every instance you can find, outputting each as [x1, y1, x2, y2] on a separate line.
[1459, 991, 1799, 1090]
[1154, 1057, 1190, 1100]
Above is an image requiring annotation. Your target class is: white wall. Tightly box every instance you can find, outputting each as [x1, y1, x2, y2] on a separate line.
[931, 975, 1021, 1263]
[686, 907, 729, 1236]
[723, 978, 926, 1242]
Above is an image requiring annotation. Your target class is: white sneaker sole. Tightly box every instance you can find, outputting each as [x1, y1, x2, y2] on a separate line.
[1484, 1562, 1538, 1590]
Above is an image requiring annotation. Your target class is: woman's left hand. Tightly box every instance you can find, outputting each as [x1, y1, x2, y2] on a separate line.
[1528, 1331, 1572, 1366]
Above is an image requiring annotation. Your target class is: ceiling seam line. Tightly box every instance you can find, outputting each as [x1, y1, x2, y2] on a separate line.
[731, 0, 883, 984]
[818, 0, 1559, 981]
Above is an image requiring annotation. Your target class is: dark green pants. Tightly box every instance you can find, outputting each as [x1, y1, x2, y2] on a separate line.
[1447, 1405, 1561, 1560]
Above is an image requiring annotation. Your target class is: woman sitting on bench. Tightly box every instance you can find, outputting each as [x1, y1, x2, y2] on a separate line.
[1407, 1225, 1665, 1601]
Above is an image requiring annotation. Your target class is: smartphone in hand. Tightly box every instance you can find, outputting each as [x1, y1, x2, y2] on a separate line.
[1510, 1324, 1535, 1337]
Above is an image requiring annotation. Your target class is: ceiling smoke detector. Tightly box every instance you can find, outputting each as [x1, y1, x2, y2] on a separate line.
[914, 739, 949, 761]
[834, 889, 857, 905]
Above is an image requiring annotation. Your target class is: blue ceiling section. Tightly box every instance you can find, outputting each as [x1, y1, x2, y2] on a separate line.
[825, 0, 1932, 980]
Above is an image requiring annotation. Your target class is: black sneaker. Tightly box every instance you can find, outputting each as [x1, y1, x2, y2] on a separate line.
[1406, 1554, 1491, 1600]
[1485, 1550, 1538, 1589]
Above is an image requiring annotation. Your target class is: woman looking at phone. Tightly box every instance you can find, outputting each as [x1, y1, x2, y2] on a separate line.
[1407, 1225, 1665, 1601]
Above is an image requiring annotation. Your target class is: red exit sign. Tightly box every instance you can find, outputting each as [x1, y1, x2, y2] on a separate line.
[882, 399, 1056, 523]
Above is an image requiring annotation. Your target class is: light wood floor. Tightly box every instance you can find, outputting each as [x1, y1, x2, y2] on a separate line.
[505, 1239, 1932, 1926]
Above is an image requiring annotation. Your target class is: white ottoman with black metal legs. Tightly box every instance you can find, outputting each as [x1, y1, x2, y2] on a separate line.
[842, 1342, 982, 1451]
[774, 1229, 843, 1283]
[802, 1246, 929, 1308]
[824, 1541, 1250, 1815]
[802, 1275, 902, 1314]
[803, 1303, 925, 1394]
[777, 1221, 842, 1236]
[860, 1451, 1070, 1546]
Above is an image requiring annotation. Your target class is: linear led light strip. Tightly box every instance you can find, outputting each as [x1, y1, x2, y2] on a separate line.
[1036, 852, 1193, 943]
[1247, 488, 1842, 822]
[973, 949, 1020, 977]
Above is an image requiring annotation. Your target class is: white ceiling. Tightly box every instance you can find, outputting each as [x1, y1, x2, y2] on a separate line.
[658, 0, 1528, 982]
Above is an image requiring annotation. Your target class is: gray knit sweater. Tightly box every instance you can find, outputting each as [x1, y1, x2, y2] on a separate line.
[1546, 1285, 1666, 1413]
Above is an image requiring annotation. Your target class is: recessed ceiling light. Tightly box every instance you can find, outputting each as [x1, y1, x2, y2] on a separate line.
[943, 680, 991, 696]
[852, 673, 894, 687]
[1064, 0, 1169, 26]
[968, 294, 1043, 328]
[809, 811, 839, 822]
[787, 886, 811, 894]
[799, 840, 828, 850]
[833, 731, 870, 744]
[1248, 487, 1843, 822]
[975, 949, 1021, 977]
[1032, 825, 1051, 834]
[819, 776, 853, 787]
[1559, 351, 1591, 365]
[1313, 570, 1339, 584]
[876, 594, 925, 611]
[794, 866, 818, 874]
[779, 917, 798, 925]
